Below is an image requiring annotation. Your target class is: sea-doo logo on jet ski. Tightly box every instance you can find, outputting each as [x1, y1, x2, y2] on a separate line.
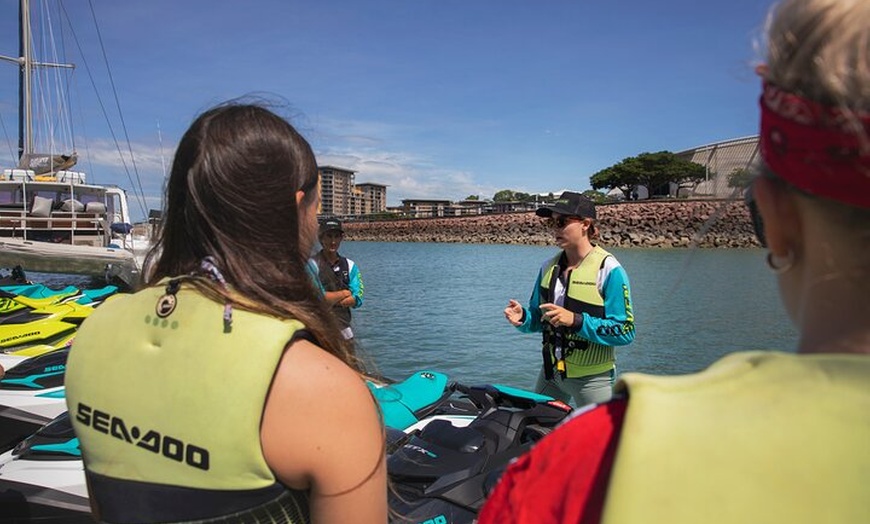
[1, 331, 40, 344]
[155, 294, 177, 318]
[76, 402, 209, 470]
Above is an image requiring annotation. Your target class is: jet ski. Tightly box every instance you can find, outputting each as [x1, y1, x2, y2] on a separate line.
[0, 293, 121, 359]
[0, 317, 78, 356]
[0, 289, 80, 319]
[0, 369, 481, 520]
[0, 285, 118, 325]
[369, 370, 480, 433]
[0, 348, 69, 453]
[0, 284, 80, 299]
[387, 383, 573, 524]
[0, 412, 91, 522]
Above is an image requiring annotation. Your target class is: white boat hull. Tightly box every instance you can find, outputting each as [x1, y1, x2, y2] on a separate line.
[0, 238, 139, 287]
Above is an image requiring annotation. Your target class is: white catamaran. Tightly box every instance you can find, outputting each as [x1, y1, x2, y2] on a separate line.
[0, 0, 143, 289]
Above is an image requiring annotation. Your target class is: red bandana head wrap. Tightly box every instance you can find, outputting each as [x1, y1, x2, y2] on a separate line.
[759, 81, 870, 209]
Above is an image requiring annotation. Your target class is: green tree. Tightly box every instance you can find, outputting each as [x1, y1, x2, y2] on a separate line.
[581, 189, 608, 204]
[493, 189, 516, 202]
[590, 151, 707, 198]
[590, 162, 640, 200]
[464, 195, 480, 201]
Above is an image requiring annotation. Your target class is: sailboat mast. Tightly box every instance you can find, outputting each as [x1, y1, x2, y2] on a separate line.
[0, 0, 77, 169]
[19, 0, 33, 162]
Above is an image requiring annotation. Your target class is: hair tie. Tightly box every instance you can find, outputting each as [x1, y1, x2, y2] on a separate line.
[199, 256, 233, 330]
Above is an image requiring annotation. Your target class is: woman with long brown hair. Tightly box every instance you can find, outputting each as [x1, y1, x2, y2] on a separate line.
[65, 102, 387, 523]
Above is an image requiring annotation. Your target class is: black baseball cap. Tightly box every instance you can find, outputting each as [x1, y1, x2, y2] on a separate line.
[319, 218, 344, 235]
[535, 191, 596, 220]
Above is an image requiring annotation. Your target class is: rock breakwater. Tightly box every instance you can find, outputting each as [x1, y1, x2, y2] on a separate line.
[344, 200, 760, 248]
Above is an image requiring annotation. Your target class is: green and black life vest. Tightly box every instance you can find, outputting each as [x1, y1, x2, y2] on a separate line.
[313, 251, 352, 329]
[540, 246, 615, 379]
[65, 281, 310, 523]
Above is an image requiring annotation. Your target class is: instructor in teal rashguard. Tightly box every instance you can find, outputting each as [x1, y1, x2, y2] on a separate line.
[504, 192, 635, 407]
[311, 219, 364, 341]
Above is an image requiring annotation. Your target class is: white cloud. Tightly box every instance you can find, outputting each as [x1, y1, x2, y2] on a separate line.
[310, 117, 499, 204]
[316, 146, 497, 205]
[77, 138, 171, 180]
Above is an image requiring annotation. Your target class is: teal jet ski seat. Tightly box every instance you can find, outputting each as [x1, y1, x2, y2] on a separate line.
[369, 371, 449, 430]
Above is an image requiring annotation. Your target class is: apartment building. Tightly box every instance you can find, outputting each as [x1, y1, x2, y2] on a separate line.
[318, 166, 355, 216]
[354, 183, 388, 215]
[401, 199, 452, 218]
[318, 166, 387, 217]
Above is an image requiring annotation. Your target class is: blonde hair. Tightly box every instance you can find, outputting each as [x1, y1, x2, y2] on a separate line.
[762, 0, 870, 111]
[760, 0, 870, 229]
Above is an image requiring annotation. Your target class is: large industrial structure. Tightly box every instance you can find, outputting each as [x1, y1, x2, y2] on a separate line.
[675, 135, 759, 198]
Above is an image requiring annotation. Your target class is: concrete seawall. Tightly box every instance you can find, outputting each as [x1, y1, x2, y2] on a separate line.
[343, 200, 760, 248]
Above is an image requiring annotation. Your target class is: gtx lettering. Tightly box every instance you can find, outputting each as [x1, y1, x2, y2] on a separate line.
[404, 444, 437, 458]
[76, 402, 209, 470]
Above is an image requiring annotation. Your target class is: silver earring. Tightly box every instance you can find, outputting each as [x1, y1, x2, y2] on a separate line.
[766, 251, 794, 274]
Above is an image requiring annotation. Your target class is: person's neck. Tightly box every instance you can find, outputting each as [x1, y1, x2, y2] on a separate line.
[322, 250, 340, 264]
[564, 242, 595, 268]
[795, 268, 870, 356]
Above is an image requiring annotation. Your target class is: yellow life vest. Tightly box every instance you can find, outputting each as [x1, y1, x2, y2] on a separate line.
[65, 281, 309, 522]
[540, 246, 614, 378]
[602, 351, 870, 524]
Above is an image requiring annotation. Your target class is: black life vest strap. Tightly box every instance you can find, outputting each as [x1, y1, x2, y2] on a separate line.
[313, 252, 350, 291]
[87, 470, 308, 523]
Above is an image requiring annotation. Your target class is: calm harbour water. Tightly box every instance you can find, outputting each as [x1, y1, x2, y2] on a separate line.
[343, 242, 798, 391]
[33, 242, 797, 392]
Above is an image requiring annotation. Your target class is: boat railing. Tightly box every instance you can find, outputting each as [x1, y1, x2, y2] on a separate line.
[0, 207, 109, 246]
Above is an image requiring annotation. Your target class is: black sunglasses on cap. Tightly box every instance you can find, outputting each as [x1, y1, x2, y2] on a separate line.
[545, 215, 583, 229]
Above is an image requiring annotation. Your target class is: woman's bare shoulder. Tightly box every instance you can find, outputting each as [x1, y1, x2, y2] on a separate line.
[261, 338, 383, 491]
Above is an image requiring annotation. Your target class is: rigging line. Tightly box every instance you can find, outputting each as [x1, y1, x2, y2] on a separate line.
[57, 1, 143, 215]
[33, 4, 51, 155]
[72, 70, 96, 177]
[35, 0, 63, 157]
[57, 3, 96, 178]
[660, 186, 749, 303]
[157, 119, 167, 182]
[87, 0, 147, 219]
[0, 113, 16, 163]
[41, 0, 72, 157]
[52, 0, 77, 153]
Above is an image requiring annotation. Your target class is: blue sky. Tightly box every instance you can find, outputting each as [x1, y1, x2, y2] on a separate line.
[0, 0, 774, 221]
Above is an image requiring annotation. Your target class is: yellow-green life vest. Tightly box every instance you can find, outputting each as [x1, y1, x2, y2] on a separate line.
[602, 351, 870, 524]
[540, 246, 615, 378]
[65, 281, 310, 523]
